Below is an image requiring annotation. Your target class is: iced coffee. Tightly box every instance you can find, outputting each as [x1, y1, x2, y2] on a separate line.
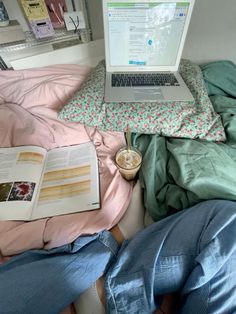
[115, 146, 142, 181]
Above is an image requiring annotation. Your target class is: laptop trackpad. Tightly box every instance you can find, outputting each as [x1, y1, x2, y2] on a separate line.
[134, 88, 164, 101]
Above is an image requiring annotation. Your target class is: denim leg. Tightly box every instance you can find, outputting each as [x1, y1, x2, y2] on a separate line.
[105, 200, 236, 314]
[180, 255, 236, 314]
[0, 230, 118, 314]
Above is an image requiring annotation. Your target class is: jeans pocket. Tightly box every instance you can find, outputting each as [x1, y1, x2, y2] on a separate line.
[107, 270, 153, 314]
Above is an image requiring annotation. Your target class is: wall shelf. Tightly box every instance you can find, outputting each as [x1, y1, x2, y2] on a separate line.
[0, 29, 79, 51]
[0, 28, 91, 68]
[9, 38, 105, 70]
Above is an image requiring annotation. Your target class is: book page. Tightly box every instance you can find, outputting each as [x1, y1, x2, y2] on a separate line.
[32, 142, 100, 219]
[0, 146, 47, 221]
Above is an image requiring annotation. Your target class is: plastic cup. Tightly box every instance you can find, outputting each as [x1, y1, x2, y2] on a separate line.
[115, 146, 142, 181]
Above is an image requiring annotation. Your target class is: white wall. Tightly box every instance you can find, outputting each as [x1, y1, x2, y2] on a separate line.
[2, 0, 236, 65]
[88, 0, 236, 65]
[86, 0, 103, 41]
[183, 0, 236, 64]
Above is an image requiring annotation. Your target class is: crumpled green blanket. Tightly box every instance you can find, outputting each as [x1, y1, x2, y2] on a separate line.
[133, 60, 236, 221]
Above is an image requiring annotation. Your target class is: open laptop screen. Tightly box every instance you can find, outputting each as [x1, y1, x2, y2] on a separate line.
[106, 2, 190, 68]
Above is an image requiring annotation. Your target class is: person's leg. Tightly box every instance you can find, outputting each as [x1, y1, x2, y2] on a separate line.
[0, 231, 119, 314]
[180, 254, 236, 314]
[74, 225, 124, 314]
[105, 200, 236, 314]
[74, 179, 145, 314]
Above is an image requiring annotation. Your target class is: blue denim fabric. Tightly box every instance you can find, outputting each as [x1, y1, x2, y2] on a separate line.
[0, 231, 118, 314]
[105, 200, 236, 314]
[1, 200, 236, 314]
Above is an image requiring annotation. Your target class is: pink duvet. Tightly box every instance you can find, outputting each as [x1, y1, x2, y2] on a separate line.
[0, 64, 132, 259]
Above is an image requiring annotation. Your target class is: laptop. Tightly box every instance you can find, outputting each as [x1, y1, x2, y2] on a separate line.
[102, 0, 195, 102]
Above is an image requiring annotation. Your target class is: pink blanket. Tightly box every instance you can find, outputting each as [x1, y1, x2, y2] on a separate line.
[0, 64, 132, 259]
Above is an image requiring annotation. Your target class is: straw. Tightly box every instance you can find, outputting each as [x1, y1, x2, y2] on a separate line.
[126, 126, 131, 152]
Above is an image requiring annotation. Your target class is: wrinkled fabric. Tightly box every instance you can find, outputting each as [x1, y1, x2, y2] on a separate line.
[105, 200, 236, 314]
[201, 60, 236, 98]
[132, 60, 236, 221]
[0, 231, 119, 314]
[59, 59, 225, 141]
[201, 60, 236, 147]
[1, 200, 236, 314]
[0, 65, 133, 257]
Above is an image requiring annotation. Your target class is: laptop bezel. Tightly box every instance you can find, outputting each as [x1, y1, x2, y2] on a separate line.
[103, 0, 195, 73]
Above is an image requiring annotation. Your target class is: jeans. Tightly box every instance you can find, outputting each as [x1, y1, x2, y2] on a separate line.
[105, 200, 236, 314]
[0, 200, 236, 314]
[0, 232, 118, 314]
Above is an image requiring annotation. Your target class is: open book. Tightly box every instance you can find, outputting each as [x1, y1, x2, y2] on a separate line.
[0, 142, 100, 221]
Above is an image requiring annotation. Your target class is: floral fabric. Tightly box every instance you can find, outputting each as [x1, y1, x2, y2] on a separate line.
[59, 59, 225, 141]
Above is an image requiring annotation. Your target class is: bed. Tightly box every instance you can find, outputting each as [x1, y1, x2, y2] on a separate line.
[0, 58, 236, 313]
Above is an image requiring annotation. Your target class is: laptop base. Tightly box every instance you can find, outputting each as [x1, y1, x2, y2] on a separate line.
[104, 72, 194, 103]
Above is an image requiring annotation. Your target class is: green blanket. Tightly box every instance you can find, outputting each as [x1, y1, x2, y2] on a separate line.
[133, 60, 236, 221]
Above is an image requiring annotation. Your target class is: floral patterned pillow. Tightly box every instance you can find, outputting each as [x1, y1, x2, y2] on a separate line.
[59, 59, 225, 141]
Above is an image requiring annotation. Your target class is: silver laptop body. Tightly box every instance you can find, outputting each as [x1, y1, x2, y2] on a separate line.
[103, 0, 195, 103]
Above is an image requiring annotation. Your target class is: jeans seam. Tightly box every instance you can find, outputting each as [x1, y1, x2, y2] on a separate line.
[207, 280, 211, 313]
[97, 236, 118, 256]
[107, 279, 118, 314]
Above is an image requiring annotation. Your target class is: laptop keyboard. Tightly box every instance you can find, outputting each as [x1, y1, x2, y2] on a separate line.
[112, 73, 180, 87]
